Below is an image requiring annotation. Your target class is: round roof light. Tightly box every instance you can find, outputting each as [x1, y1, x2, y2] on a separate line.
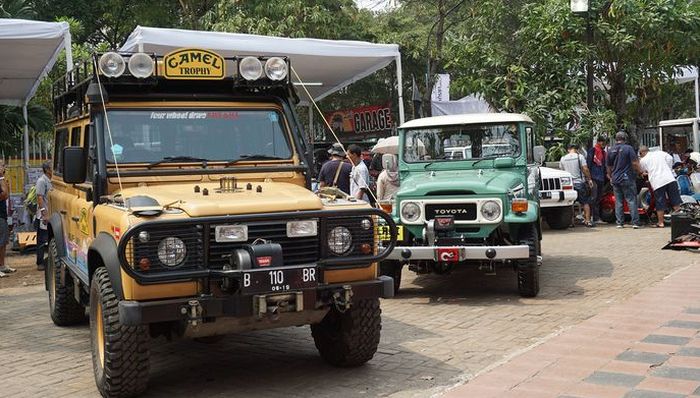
[239, 57, 263, 81]
[98, 52, 126, 78]
[264, 57, 288, 81]
[128, 53, 154, 79]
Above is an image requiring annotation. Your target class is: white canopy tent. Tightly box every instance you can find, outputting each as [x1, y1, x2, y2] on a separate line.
[0, 18, 73, 173]
[120, 26, 405, 125]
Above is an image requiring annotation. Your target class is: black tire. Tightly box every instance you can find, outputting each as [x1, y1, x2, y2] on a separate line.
[90, 267, 149, 398]
[311, 298, 381, 367]
[517, 224, 540, 298]
[600, 203, 616, 224]
[545, 206, 573, 230]
[379, 261, 402, 294]
[47, 237, 85, 326]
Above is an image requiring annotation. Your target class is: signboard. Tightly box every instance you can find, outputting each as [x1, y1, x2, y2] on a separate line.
[163, 48, 225, 80]
[431, 73, 450, 102]
[325, 104, 393, 137]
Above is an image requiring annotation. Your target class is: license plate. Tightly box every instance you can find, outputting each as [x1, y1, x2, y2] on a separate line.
[436, 248, 460, 262]
[377, 225, 404, 241]
[241, 266, 318, 295]
[539, 191, 552, 199]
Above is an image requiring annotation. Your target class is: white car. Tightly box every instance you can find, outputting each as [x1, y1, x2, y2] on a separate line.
[539, 166, 577, 229]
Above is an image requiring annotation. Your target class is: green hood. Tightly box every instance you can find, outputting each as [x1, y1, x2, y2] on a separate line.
[398, 168, 524, 197]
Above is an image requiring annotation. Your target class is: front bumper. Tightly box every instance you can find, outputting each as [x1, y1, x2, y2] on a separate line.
[386, 245, 530, 261]
[540, 190, 577, 208]
[118, 276, 394, 326]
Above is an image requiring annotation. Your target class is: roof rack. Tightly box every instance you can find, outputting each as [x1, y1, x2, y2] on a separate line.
[52, 58, 94, 124]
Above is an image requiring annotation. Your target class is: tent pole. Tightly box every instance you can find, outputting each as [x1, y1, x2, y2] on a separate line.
[22, 103, 29, 192]
[308, 105, 314, 143]
[396, 55, 405, 125]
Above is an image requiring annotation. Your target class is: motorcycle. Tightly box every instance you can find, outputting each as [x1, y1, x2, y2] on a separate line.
[599, 177, 657, 224]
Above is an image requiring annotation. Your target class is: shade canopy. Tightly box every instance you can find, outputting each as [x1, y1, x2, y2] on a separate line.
[120, 26, 401, 104]
[0, 19, 72, 106]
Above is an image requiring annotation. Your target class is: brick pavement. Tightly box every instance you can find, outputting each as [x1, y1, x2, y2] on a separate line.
[0, 224, 695, 397]
[443, 253, 700, 398]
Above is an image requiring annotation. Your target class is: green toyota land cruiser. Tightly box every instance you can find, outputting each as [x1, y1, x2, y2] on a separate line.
[380, 113, 544, 297]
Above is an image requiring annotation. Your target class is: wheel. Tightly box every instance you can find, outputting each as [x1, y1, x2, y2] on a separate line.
[544, 206, 573, 230]
[517, 223, 540, 298]
[311, 298, 381, 367]
[47, 237, 85, 326]
[90, 267, 149, 398]
[379, 261, 402, 294]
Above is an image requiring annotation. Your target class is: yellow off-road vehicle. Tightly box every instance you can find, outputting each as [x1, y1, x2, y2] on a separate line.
[46, 49, 396, 397]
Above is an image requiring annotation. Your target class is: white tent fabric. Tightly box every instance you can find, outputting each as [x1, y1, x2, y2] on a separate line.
[431, 94, 494, 116]
[673, 66, 698, 85]
[0, 19, 72, 106]
[120, 26, 403, 108]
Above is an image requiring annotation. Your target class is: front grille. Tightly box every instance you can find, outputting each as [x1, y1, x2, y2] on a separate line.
[424, 203, 477, 221]
[208, 222, 320, 269]
[130, 225, 203, 271]
[539, 177, 561, 191]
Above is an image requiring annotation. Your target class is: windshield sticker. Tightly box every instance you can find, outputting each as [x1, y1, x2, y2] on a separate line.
[149, 111, 240, 120]
[268, 113, 278, 122]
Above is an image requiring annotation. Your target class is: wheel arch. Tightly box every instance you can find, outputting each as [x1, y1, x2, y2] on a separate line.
[88, 232, 124, 300]
[48, 213, 67, 258]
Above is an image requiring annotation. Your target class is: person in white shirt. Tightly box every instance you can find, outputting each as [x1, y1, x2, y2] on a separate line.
[639, 146, 681, 227]
[347, 144, 370, 202]
[559, 144, 594, 227]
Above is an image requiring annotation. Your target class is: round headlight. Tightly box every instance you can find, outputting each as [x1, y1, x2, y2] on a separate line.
[401, 202, 422, 223]
[138, 231, 150, 243]
[239, 56, 263, 81]
[157, 237, 187, 267]
[328, 226, 352, 255]
[481, 200, 501, 221]
[264, 57, 288, 81]
[98, 52, 126, 78]
[128, 53, 154, 78]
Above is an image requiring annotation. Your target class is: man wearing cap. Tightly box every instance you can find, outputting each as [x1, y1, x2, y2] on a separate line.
[318, 143, 352, 195]
[607, 131, 643, 228]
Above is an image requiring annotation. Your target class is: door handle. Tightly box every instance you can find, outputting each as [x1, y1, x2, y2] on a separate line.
[60, 210, 67, 215]
[71, 216, 80, 222]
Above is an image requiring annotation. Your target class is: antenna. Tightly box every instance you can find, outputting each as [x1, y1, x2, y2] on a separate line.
[93, 59, 124, 194]
[291, 66, 381, 207]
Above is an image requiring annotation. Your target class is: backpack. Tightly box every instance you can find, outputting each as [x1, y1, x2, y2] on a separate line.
[24, 186, 38, 215]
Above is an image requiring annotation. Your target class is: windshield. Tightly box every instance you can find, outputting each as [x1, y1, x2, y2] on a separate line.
[100, 109, 293, 164]
[402, 123, 521, 163]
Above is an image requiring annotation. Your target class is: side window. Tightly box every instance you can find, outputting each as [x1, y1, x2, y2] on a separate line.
[526, 126, 534, 163]
[53, 128, 68, 175]
[83, 124, 93, 182]
[70, 126, 81, 147]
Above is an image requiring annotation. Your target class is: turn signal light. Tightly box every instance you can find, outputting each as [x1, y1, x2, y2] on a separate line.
[511, 198, 528, 213]
[138, 257, 151, 271]
[360, 243, 372, 254]
[379, 201, 393, 213]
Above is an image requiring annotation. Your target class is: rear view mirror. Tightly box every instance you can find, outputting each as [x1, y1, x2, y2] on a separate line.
[63, 146, 87, 184]
[533, 145, 546, 165]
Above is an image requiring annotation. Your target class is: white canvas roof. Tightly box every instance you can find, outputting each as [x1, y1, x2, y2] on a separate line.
[400, 113, 533, 129]
[120, 26, 403, 113]
[0, 19, 72, 106]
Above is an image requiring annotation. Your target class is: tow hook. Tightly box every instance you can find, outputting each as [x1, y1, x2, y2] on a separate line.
[254, 292, 304, 321]
[180, 299, 203, 326]
[331, 285, 353, 313]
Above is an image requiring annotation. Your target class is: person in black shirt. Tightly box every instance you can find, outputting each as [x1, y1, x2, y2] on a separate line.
[0, 162, 13, 277]
[318, 143, 352, 195]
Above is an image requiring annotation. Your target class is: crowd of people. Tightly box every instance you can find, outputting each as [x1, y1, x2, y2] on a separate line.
[562, 131, 688, 229]
[317, 143, 399, 204]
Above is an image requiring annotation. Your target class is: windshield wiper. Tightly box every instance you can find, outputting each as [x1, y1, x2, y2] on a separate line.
[148, 156, 208, 168]
[471, 156, 499, 167]
[224, 154, 285, 167]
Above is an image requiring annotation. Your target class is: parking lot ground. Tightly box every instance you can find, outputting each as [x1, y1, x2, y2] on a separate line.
[444, 250, 700, 398]
[0, 223, 696, 398]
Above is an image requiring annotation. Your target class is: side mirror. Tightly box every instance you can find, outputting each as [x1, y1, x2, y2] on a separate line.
[533, 145, 546, 165]
[63, 146, 87, 184]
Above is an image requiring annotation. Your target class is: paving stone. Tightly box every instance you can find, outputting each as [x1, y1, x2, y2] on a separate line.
[652, 367, 700, 381]
[624, 390, 685, 398]
[685, 308, 700, 315]
[584, 371, 644, 388]
[678, 347, 700, 357]
[641, 335, 691, 346]
[616, 350, 669, 364]
[665, 320, 700, 329]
